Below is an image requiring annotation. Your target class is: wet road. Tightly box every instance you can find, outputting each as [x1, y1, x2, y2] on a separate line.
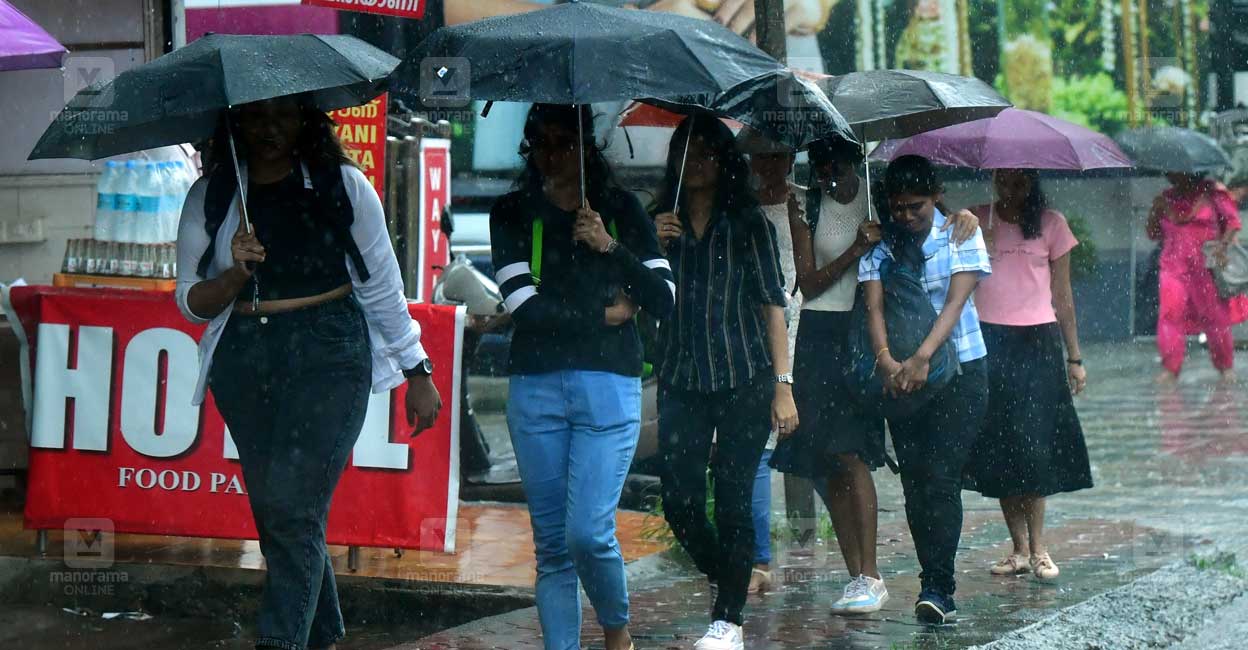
[1, 341, 1244, 649]
[414, 341, 1248, 649]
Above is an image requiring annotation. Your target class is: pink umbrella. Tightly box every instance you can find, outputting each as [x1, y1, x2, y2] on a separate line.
[869, 108, 1133, 171]
[0, 0, 67, 71]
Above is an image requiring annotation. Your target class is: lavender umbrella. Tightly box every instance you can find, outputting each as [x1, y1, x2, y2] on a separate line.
[869, 108, 1133, 171]
[0, 0, 67, 71]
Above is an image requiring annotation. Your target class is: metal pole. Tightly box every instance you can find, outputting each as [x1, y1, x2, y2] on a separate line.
[36, 530, 47, 557]
[1123, 0, 1139, 127]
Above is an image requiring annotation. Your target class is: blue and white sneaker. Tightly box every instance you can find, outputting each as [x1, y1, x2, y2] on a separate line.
[915, 589, 957, 625]
[843, 575, 889, 614]
[830, 575, 866, 613]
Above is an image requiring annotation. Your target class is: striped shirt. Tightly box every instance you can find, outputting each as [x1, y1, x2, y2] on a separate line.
[657, 208, 789, 392]
[490, 187, 675, 377]
[858, 209, 992, 363]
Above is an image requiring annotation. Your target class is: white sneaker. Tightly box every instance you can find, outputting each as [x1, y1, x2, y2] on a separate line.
[843, 575, 889, 614]
[693, 620, 744, 650]
[831, 575, 867, 613]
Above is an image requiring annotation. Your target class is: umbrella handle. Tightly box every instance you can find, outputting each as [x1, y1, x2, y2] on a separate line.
[672, 115, 694, 217]
[225, 118, 253, 234]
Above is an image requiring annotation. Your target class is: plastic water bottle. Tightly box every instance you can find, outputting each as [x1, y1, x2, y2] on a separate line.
[114, 161, 141, 243]
[134, 162, 163, 244]
[94, 161, 120, 241]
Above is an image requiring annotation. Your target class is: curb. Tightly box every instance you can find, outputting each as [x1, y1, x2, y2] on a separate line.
[970, 551, 1248, 650]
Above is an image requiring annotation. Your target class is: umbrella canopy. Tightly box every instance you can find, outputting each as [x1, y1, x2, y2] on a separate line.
[405, 0, 784, 106]
[869, 108, 1133, 171]
[647, 68, 856, 151]
[1115, 126, 1232, 175]
[30, 33, 399, 160]
[0, 0, 66, 71]
[816, 69, 1010, 141]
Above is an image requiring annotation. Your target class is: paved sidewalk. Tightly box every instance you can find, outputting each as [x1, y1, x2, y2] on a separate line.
[405, 342, 1248, 650]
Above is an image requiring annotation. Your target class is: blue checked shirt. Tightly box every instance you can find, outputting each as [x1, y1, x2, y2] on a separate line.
[858, 209, 992, 363]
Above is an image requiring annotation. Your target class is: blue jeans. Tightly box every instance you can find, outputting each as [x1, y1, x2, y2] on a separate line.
[508, 371, 642, 650]
[752, 449, 773, 566]
[209, 299, 372, 650]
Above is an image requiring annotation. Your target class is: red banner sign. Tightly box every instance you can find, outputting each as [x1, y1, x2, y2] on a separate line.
[331, 93, 387, 199]
[302, 0, 425, 20]
[3, 286, 462, 552]
[417, 138, 451, 303]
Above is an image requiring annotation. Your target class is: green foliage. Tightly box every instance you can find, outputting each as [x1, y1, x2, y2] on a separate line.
[1050, 73, 1130, 136]
[1063, 212, 1100, 279]
[1189, 551, 1244, 578]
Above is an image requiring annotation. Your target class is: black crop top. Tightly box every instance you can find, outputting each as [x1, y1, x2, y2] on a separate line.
[243, 170, 352, 301]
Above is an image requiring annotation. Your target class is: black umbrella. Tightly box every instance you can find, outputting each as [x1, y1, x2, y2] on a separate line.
[1115, 126, 1233, 175]
[649, 68, 856, 152]
[29, 34, 399, 162]
[813, 69, 1010, 221]
[815, 69, 1011, 141]
[407, 0, 787, 205]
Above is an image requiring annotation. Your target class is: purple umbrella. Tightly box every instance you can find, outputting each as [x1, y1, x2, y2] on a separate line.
[869, 108, 1133, 171]
[1, 0, 67, 71]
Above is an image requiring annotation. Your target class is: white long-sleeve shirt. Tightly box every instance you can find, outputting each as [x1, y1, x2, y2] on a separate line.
[176, 161, 428, 405]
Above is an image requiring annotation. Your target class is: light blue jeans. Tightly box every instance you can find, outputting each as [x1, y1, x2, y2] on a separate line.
[508, 370, 641, 650]
[752, 449, 773, 566]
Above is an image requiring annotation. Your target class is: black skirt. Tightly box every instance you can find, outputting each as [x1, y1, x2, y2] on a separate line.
[770, 310, 888, 479]
[964, 323, 1094, 499]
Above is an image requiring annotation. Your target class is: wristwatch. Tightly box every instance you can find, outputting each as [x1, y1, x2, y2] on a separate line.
[403, 358, 434, 378]
[776, 373, 794, 385]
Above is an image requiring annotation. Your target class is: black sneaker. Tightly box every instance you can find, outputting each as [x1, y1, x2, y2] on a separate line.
[914, 589, 957, 624]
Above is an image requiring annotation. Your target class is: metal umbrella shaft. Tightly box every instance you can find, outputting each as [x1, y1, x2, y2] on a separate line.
[225, 118, 260, 311]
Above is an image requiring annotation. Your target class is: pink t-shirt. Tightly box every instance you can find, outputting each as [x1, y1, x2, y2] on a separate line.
[971, 205, 1079, 326]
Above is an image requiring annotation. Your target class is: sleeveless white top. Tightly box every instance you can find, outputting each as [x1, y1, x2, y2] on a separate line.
[802, 182, 872, 313]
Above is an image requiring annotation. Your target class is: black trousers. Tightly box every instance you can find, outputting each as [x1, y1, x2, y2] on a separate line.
[888, 359, 988, 597]
[657, 372, 772, 626]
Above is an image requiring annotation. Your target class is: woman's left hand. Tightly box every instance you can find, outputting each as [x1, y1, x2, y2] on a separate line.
[942, 209, 980, 245]
[772, 386, 799, 438]
[1068, 362, 1088, 396]
[896, 355, 930, 394]
[1213, 241, 1231, 269]
[574, 205, 615, 253]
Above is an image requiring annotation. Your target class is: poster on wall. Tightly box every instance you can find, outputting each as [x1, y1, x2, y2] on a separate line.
[331, 93, 388, 199]
[303, 0, 426, 20]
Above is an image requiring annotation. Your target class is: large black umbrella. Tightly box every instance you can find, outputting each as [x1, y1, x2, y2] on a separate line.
[29, 33, 399, 162]
[407, 0, 792, 206]
[650, 68, 855, 152]
[815, 69, 1011, 141]
[405, 0, 782, 106]
[1115, 126, 1232, 175]
[812, 69, 1010, 221]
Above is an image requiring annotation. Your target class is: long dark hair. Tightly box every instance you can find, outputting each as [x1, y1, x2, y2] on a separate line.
[204, 96, 356, 176]
[652, 113, 761, 224]
[1008, 169, 1048, 240]
[515, 103, 619, 204]
[881, 155, 944, 267]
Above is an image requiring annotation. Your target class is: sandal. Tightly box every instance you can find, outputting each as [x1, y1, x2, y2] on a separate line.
[990, 553, 1032, 575]
[1032, 552, 1060, 580]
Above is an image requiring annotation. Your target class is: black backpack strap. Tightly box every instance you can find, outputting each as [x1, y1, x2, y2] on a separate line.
[198, 166, 237, 279]
[307, 161, 371, 283]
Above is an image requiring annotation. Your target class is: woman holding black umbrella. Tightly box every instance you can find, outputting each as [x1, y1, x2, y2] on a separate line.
[490, 104, 675, 650]
[653, 114, 797, 650]
[176, 95, 442, 650]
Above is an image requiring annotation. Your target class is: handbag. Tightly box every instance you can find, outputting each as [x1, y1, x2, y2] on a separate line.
[1203, 240, 1248, 300]
[844, 255, 960, 420]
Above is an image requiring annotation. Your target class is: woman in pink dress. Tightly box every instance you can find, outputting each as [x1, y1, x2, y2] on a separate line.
[1148, 173, 1248, 384]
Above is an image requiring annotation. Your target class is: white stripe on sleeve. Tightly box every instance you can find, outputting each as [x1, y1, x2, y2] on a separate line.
[644, 258, 672, 271]
[503, 285, 538, 313]
[666, 280, 677, 299]
[496, 262, 532, 286]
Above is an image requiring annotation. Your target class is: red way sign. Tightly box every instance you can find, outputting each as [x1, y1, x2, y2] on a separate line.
[417, 138, 450, 303]
[302, 0, 425, 20]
